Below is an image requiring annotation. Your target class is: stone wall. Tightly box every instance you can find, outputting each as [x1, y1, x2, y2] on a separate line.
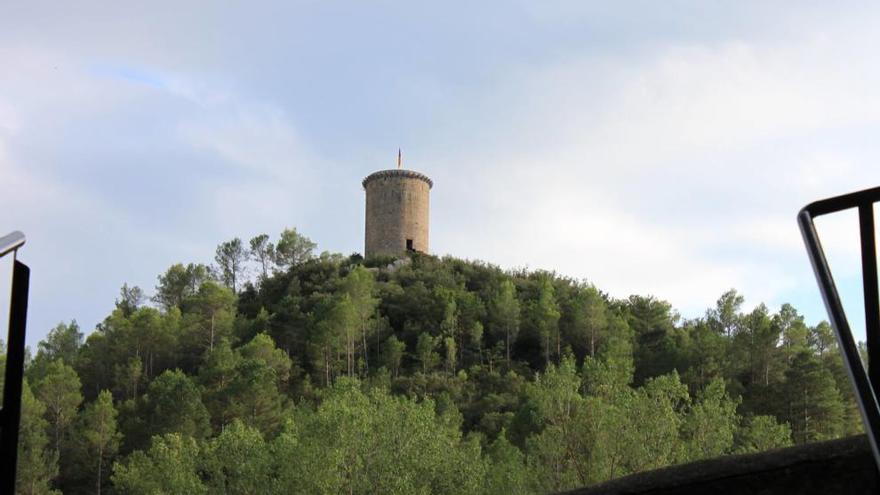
[363, 169, 432, 258]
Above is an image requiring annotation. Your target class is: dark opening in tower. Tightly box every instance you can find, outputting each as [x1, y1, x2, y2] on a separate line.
[406, 239, 414, 251]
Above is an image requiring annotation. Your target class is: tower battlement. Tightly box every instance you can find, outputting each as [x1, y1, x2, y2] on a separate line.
[362, 169, 433, 189]
[363, 168, 432, 258]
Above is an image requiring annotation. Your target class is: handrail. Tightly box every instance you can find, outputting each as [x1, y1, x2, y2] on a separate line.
[0, 231, 25, 258]
[799, 186, 880, 474]
[0, 230, 29, 494]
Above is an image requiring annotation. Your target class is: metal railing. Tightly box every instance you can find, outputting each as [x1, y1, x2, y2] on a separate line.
[0, 231, 29, 494]
[799, 186, 880, 472]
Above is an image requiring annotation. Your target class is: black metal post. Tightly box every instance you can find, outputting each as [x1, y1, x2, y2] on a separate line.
[1, 259, 30, 494]
[860, 205, 880, 394]
[799, 186, 880, 475]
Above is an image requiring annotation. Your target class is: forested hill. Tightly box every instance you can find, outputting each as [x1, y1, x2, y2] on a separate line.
[5, 228, 862, 494]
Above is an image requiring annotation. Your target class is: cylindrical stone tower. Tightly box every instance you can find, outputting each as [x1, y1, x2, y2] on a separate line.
[362, 169, 433, 258]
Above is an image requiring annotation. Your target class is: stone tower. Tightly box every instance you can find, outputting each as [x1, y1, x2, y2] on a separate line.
[362, 168, 433, 258]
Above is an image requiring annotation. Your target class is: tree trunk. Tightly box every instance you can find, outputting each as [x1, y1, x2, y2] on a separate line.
[556, 329, 561, 363]
[324, 347, 330, 386]
[96, 446, 103, 495]
[55, 421, 62, 458]
[506, 328, 511, 368]
[362, 322, 369, 374]
[589, 326, 595, 358]
[803, 388, 809, 444]
[545, 333, 550, 366]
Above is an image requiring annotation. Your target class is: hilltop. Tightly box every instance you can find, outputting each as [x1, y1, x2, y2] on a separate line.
[7, 229, 861, 494]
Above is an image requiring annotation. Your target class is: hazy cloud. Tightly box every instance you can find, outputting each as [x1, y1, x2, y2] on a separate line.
[3, 2, 880, 345]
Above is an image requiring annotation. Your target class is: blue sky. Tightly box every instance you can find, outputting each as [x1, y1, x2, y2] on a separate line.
[2, 1, 880, 347]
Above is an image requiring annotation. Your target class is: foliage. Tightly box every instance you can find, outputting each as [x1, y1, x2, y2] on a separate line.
[274, 227, 317, 270]
[734, 415, 793, 454]
[8, 230, 862, 494]
[16, 380, 60, 495]
[215, 238, 248, 293]
[112, 434, 206, 495]
[73, 390, 120, 495]
[32, 360, 83, 456]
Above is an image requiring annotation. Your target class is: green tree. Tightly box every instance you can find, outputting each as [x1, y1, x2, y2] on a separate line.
[484, 431, 529, 495]
[443, 336, 457, 375]
[16, 381, 60, 495]
[523, 356, 588, 491]
[710, 289, 744, 337]
[153, 263, 211, 311]
[272, 380, 485, 494]
[680, 378, 739, 461]
[33, 359, 83, 455]
[469, 321, 485, 366]
[734, 415, 792, 454]
[227, 355, 289, 435]
[185, 281, 237, 353]
[570, 286, 607, 359]
[782, 351, 845, 444]
[274, 227, 316, 270]
[311, 294, 355, 385]
[680, 319, 726, 392]
[112, 434, 206, 495]
[620, 372, 689, 473]
[114, 356, 143, 401]
[129, 370, 210, 450]
[34, 321, 83, 369]
[490, 280, 520, 368]
[340, 266, 379, 373]
[198, 339, 240, 428]
[249, 234, 275, 281]
[416, 333, 440, 373]
[239, 333, 292, 385]
[215, 238, 248, 293]
[533, 279, 561, 366]
[77, 390, 121, 495]
[380, 335, 405, 378]
[127, 307, 176, 380]
[776, 303, 809, 363]
[582, 314, 635, 397]
[809, 321, 836, 357]
[115, 284, 145, 317]
[203, 420, 271, 495]
[624, 295, 680, 384]
[23, 240, 865, 494]
[735, 303, 782, 388]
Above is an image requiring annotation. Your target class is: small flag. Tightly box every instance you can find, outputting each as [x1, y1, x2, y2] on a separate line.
[397, 148, 402, 169]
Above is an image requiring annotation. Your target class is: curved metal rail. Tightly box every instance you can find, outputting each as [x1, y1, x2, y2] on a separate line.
[0, 231, 25, 259]
[799, 186, 880, 473]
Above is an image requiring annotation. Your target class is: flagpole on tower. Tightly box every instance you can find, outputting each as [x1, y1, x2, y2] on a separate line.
[397, 148, 402, 169]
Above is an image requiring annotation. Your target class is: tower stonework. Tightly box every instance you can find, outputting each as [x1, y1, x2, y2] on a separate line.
[363, 169, 432, 258]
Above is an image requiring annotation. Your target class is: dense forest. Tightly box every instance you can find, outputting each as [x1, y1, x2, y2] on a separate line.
[2, 228, 863, 494]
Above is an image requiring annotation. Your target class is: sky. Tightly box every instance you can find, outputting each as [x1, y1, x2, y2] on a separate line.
[2, 1, 880, 348]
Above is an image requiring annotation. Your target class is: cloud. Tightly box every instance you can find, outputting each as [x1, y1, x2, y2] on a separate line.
[0, 46, 328, 345]
[5, 2, 880, 347]
[431, 22, 880, 326]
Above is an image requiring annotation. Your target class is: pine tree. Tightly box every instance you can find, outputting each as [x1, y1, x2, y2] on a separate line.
[33, 359, 83, 456]
[490, 280, 520, 368]
[533, 279, 561, 366]
[16, 381, 59, 495]
[783, 351, 845, 444]
[77, 390, 121, 495]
